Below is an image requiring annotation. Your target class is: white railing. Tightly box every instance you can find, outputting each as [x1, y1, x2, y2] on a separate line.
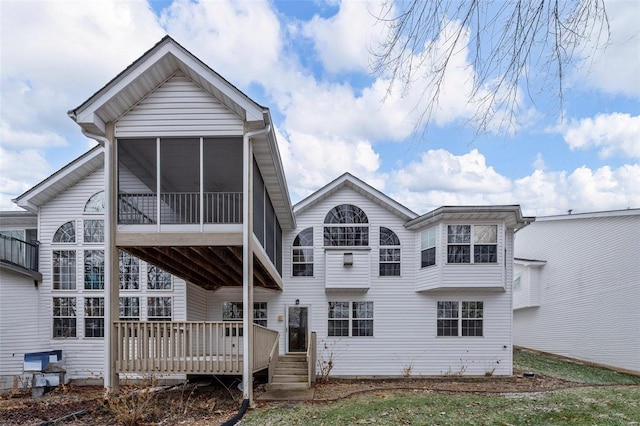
[307, 331, 317, 386]
[252, 324, 279, 374]
[118, 192, 243, 225]
[115, 321, 244, 374]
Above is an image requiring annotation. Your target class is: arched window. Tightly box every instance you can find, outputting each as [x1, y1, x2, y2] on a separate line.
[379, 227, 400, 276]
[53, 221, 76, 243]
[323, 204, 369, 246]
[292, 227, 314, 276]
[84, 191, 104, 213]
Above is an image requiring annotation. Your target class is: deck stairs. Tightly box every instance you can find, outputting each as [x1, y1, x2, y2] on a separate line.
[269, 353, 309, 391]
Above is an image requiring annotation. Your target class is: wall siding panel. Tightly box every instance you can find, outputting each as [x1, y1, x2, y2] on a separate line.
[115, 73, 244, 137]
[514, 214, 640, 374]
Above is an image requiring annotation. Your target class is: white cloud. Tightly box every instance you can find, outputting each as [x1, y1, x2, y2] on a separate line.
[0, 147, 51, 210]
[303, 0, 387, 73]
[577, 0, 640, 98]
[159, 0, 282, 88]
[0, 120, 68, 149]
[558, 113, 640, 159]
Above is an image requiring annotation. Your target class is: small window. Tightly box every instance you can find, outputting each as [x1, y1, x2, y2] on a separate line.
[379, 227, 400, 276]
[53, 297, 76, 338]
[119, 250, 140, 290]
[119, 297, 140, 320]
[421, 227, 436, 267]
[53, 250, 76, 290]
[437, 301, 483, 337]
[323, 204, 369, 246]
[292, 227, 314, 276]
[147, 265, 172, 290]
[513, 275, 521, 291]
[83, 220, 104, 243]
[328, 301, 373, 337]
[84, 297, 104, 338]
[84, 250, 104, 290]
[222, 302, 268, 336]
[147, 297, 172, 321]
[53, 221, 75, 243]
[447, 225, 497, 264]
[84, 191, 105, 213]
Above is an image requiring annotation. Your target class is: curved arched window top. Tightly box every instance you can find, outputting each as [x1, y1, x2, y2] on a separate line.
[53, 221, 76, 243]
[380, 227, 400, 246]
[293, 227, 313, 247]
[84, 191, 105, 213]
[324, 204, 368, 224]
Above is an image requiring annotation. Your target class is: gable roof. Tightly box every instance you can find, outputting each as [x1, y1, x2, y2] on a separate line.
[405, 205, 534, 231]
[68, 36, 267, 135]
[13, 146, 104, 213]
[294, 173, 418, 221]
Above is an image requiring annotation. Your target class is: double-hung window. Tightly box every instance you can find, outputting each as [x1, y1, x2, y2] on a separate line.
[437, 301, 484, 336]
[53, 297, 77, 338]
[328, 301, 373, 337]
[222, 302, 268, 336]
[84, 297, 104, 338]
[119, 250, 140, 290]
[292, 228, 314, 276]
[53, 250, 76, 290]
[379, 227, 400, 276]
[447, 225, 497, 264]
[421, 227, 436, 267]
[84, 250, 104, 290]
[147, 265, 172, 290]
[119, 297, 140, 321]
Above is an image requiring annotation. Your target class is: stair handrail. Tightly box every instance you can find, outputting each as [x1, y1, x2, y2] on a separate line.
[268, 331, 279, 385]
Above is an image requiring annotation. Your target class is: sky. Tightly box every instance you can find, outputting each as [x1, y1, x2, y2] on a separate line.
[0, 0, 638, 217]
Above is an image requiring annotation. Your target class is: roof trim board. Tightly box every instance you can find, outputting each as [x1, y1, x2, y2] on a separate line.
[294, 172, 418, 221]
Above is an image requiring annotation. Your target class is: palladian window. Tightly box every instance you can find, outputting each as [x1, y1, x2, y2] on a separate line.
[323, 204, 369, 246]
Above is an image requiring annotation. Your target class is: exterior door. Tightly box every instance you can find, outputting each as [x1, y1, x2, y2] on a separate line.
[287, 306, 308, 353]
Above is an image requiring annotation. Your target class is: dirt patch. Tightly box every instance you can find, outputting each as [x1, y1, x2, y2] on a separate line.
[0, 371, 580, 425]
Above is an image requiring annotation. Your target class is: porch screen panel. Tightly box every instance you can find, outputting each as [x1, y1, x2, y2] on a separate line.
[265, 196, 276, 263]
[253, 159, 265, 245]
[118, 139, 157, 224]
[276, 221, 283, 275]
[160, 138, 200, 224]
[203, 138, 243, 223]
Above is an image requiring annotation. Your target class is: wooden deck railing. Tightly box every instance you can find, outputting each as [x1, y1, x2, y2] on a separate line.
[307, 331, 317, 386]
[253, 325, 279, 375]
[115, 321, 279, 376]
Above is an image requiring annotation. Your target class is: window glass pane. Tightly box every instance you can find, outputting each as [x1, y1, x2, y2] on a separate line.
[379, 227, 400, 245]
[147, 265, 172, 289]
[293, 227, 313, 246]
[53, 250, 76, 290]
[421, 227, 436, 249]
[147, 297, 172, 321]
[447, 245, 470, 263]
[324, 205, 368, 224]
[84, 191, 105, 213]
[83, 220, 104, 243]
[474, 225, 497, 243]
[119, 297, 140, 320]
[323, 226, 369, 246]
[474, 245, 497, 263]
[437, 301, 459, 318]
[437, 319, 458, 336]
[53, 221, 75, 243]
[84, 250, 104, 290]
[421, 247, 436, 267]
[447, 225, 470, 244]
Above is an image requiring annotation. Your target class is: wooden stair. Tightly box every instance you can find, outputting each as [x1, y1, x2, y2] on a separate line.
[270, 353, 309, 391]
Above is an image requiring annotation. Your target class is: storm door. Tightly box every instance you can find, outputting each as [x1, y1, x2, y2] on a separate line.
[287, 306, 308, 352]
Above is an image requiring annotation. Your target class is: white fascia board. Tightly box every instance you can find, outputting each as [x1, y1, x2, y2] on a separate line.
[405, 205, 531, 230]
[73, 111, 106, 135]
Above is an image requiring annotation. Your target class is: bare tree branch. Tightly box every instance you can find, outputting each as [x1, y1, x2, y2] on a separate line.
[371, 0, 609, 136]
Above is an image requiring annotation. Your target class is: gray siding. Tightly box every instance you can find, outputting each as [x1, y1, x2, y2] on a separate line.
[115, 72, 244, 137]
[514, 214, 640, 373]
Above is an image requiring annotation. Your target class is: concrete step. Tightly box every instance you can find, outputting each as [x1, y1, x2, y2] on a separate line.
[269, 382, 309, 391]
[272, 374, 308, 383]
[274, 367, 307, 375]
[276, 361, 307, 369]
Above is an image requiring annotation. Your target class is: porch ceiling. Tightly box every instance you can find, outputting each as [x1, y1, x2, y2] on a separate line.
[122, 245, 281, 291]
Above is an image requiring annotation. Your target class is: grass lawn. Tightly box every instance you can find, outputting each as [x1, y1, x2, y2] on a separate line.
[242, 349, 640, 425]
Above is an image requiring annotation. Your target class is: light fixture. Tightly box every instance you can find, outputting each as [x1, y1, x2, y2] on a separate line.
[295, 299, 300, 305]
[343, 252, 353, 266]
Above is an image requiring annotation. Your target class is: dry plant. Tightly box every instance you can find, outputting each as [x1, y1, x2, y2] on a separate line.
[105, 376, 161, 426]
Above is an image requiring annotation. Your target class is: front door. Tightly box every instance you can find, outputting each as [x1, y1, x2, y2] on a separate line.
[287, 306, 308, 352]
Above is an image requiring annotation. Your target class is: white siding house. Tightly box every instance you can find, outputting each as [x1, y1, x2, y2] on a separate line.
[0, 36, 532, 394]
[513, 209, 640, 375]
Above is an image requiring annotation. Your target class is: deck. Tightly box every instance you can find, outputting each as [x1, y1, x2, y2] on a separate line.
[115, 321, 279, 376]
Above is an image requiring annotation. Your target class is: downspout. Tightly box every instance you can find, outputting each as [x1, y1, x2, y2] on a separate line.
[81, 129, 117, 389]
[242, 124, 271, 408]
